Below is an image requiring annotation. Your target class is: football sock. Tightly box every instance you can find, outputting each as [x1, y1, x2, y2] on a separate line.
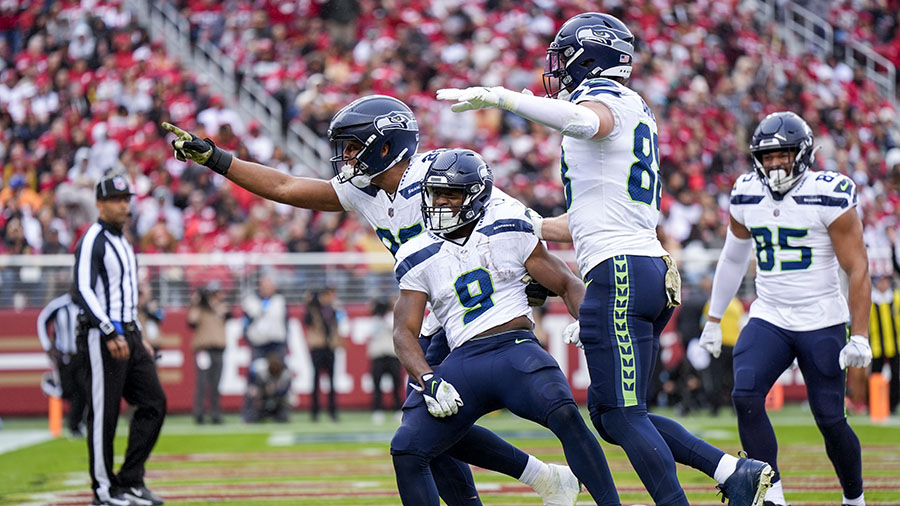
[649, 413, 726, 478]
[517, 455, 544, 486]
[445, 425, 530, 479]
[733, 394, 781, 482]
[842, 491, 866, 505]
[546, 404, 619, 505]
[764, 479, 786, 505]
[713, 453, 739, 484]
[817, 417, 864, 500]
[593, 406, 689, 505]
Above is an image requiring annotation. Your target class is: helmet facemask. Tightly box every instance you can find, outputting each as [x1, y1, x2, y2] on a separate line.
[422, 183, 483, 233]
[752, 144, 817, 196]
[330, 134, 378, 188]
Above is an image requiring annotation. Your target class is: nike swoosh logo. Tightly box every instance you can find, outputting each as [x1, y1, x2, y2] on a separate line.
[430, 381, 437, 395]
[840, 181, 849, 190]
[515, 338, 531, 344]
[131, 488, 143, 497]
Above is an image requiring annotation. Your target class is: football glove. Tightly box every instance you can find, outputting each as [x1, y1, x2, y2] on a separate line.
[699, 320, 722, 358]
[839, 335, 873, 369]
[563, 320, 583, 349]
[419, 372, 463, 418]
[662, 255, 682, 308]
[161, 122, 233, 175]
[436, 86, 517, 113]
[521, 274, 556, 307]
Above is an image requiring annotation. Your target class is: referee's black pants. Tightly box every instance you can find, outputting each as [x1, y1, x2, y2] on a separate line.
[84, 323, 167, 502]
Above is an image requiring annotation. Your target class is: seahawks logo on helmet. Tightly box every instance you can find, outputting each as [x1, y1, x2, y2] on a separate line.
[576, 26, 615, 45]
[374, 112, 417, 134]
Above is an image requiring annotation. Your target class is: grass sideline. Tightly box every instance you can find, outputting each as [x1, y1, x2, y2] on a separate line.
[1, 406, 898, 505]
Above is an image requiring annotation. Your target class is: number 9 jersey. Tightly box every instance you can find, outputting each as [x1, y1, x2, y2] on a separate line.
[561, 78, 669, 277]
[729, 170, 858, 331]
[393, 196, 538, 350]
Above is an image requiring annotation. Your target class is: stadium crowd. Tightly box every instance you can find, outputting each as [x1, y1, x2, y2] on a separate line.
[0, 0, 899, 284]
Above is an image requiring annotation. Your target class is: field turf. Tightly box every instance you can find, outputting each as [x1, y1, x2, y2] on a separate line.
[1, 406, 898, 505]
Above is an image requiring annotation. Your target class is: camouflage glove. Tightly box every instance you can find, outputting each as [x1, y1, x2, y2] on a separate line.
[161, 122, 233, 175]
[662, 255, 681, 308]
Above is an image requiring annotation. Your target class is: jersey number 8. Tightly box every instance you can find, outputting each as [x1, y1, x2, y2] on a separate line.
[628, 122, 662, 210]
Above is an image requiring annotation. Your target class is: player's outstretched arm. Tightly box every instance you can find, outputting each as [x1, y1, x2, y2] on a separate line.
[392, 289, 432, 385]
[829, 208, 871, 338]
[436, 86, 612, 139]
[527, 209, 572, 242]
[524, 242, 584, 318]
[162, 122, 343, 211]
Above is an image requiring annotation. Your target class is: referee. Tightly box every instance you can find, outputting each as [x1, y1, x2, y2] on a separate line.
[37, 291, 87, 437]
[73, 174, 166, 506]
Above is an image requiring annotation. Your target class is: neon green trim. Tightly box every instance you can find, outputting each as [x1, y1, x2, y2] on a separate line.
[613, 256, 637, 406]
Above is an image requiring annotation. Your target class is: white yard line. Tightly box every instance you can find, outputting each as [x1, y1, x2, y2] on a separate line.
[0, 430, 52, 454]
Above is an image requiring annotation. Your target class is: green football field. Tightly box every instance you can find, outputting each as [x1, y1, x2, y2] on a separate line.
[1, 406, 898, 506]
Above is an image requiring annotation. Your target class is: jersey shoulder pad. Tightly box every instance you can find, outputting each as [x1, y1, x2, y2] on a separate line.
[394, 234, 443, 282]
[729, 172, 764, 204]
[569, 78, 626, 103]
[803, 170, 856, 207]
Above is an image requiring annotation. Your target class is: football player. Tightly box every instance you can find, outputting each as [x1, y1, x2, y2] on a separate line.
[437, 11, 774, 506]
[162, 95, 579, 506]
[391, 148, 618, 506]
[700, 111, 871, 506]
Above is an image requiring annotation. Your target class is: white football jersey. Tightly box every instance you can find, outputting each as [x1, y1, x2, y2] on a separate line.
[562, 78, 669, 277]
[331, 149, 514, 335]
[729, 170, 858, 331]
[394, 195, 538, 350]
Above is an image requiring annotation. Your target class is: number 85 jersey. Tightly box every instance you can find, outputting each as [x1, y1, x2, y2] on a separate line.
[393, 196, 537, 351]
[729, 170, 858, 331]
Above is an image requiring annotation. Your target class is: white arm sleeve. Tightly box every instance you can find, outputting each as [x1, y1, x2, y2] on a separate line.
[708, 227, 754, 319]
[502, 91, 600, 140]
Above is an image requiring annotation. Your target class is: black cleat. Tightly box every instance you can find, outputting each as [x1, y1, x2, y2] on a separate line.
[121, 486, 164, 506]
[717, 454, 775, 506]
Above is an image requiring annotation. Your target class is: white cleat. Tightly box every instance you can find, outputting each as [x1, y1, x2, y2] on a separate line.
[532, 463, 581, 506]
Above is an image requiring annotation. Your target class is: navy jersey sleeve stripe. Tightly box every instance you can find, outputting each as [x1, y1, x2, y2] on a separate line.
[791, 195, 850, 208]
[399, 181, 422, 200]
[730, 195, 765, 205]
[395, 242, 443, 282]
[476, 218, 534, 237]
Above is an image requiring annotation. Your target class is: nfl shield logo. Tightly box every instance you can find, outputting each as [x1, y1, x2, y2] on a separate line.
[113, 177, 127, 191]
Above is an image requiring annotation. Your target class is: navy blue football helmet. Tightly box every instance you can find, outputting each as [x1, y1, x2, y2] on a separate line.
[422, 149, 493, 233]
[749, 111, 817, 196]
[543, 12, 634, 97]
[327, 95, 419, 187]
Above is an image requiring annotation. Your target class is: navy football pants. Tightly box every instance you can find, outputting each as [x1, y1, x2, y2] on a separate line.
[392, 331, 619, 506]
[580, 256, 724, 506]
[732, 318, 863, 498]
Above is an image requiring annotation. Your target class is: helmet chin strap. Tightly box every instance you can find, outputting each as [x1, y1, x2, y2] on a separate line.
[340, 164, 373, 188]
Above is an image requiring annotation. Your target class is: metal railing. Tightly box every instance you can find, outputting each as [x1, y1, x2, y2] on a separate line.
[0, 249, 750, 310]
[123, 0, 332, 177]
[757, 0, 897, 106]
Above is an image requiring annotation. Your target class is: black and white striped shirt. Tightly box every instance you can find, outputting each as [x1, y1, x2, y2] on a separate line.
[37, 293, 80, 355]
[73, 220, 139, 331]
